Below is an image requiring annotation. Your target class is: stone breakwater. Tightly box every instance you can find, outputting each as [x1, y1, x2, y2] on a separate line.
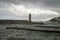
[0, 24, 60, 40]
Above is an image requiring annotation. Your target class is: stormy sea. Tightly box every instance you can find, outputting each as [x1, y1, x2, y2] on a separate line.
[0, 24, 60, 40]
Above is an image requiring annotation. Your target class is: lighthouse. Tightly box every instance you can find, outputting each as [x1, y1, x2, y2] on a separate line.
[29, 13, 31, 22]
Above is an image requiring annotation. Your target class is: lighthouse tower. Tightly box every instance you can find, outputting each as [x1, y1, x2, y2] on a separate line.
[29, 13, 31, 22]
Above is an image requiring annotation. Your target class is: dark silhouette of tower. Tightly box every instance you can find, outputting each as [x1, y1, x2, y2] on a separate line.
[29, 13, 31, 22]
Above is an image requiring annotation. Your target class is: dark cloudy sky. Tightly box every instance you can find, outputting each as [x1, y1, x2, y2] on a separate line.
[0, 0, 60, 21]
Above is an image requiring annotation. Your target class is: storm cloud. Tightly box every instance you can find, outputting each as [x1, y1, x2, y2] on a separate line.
[0, 0, 60, 21]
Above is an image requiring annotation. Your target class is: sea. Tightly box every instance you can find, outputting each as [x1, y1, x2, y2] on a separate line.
[0, 24, 60, 40]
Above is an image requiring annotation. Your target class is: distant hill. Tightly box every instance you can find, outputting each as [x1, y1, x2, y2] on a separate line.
[49, 17, 60, 22]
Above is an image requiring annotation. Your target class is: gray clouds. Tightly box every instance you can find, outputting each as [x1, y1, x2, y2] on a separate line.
[1, 0, 60, 8]
[0, 0, 60, 21]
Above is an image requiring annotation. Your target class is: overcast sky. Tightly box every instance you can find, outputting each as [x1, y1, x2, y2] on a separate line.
[0, 0, 60, 21]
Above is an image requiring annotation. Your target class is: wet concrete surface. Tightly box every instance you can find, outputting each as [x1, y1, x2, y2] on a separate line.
[0, 24, 60, 40]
